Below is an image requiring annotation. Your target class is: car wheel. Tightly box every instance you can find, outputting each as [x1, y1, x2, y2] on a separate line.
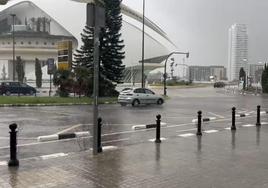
[120, 103, 127, 106]
[157, 99, 163, 105]
[132, 99, 140, 107]
[5, 91, 11, 96]
[29, 90, 34, 95]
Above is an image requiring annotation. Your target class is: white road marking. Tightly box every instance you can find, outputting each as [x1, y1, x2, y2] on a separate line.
[242, 124, 255, 127]
[40, 153, 68, 160]
[0, 161, 7, 166]
[148, 137, 167, 142]
[261, 122, 268, 125]
[178, 133, 195, 137]
[102, 146, 118, 151]
[204, 130, 219, 134]
[208, 112, 225, 118]
[225, 127, 231, 130]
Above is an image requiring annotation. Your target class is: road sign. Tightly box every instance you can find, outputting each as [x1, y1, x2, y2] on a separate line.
[57, 41, 72, 70]
[47, 58, 55, 75]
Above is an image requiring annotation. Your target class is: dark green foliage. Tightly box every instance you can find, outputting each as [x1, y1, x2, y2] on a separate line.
[72, 26, 94, 70]
[53, 69, 74, 97]
[35, 58, 42, 88]
[1, 65, 7, 80]
[239, 67, 246, 90]
[100, 0, 125, 83]
[72, 0, 125, 97]
[16, 56, 25, 83]
[73, 67, 93, 97]
[261, 64, 268, 93]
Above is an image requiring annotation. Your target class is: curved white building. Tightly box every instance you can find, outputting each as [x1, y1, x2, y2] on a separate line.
[0, 1, 176, 82]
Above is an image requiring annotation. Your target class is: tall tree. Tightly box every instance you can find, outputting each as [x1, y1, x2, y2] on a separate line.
[35, 58, 42, 88]
[1, 65, 7, 80]
[73, 26, 94, 69]
[239, 67, 246, 90]
[72, 0, 125, 97]
[16, 56, 25, 83]
[100, 0, 125, 83]
[261, 64, 268, 93]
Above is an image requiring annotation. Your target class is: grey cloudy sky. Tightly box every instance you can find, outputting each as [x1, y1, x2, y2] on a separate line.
[2, 0, 268, 67]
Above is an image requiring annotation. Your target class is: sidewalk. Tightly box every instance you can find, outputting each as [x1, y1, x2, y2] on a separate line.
[1, 122, 268, 187]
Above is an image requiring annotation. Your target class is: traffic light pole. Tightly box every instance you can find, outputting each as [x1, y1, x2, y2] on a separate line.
[163, 52, 189, 96]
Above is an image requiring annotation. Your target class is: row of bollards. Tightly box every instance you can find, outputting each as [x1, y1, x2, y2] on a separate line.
[7, 117, 104, 167]
[197, 105, 262, 136]
[6, 105, 264, 166]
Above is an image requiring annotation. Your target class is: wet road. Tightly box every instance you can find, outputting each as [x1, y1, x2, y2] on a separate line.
[0, 86, 267, 160]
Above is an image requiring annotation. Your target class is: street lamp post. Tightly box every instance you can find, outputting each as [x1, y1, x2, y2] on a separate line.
[141, 0, 145, 88]
[163, 52, 189, 96]
[10, 14, 16, 81]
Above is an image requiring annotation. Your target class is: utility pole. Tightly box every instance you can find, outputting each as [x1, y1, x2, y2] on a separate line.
[141, 0, 145, 88]
[10, 14, 16, 81]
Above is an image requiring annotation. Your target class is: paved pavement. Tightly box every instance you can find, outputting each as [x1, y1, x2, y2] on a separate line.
[1, 114, 268, 187]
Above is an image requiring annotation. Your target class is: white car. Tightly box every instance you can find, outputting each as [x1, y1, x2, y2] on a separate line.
[118, 88, 164, 106]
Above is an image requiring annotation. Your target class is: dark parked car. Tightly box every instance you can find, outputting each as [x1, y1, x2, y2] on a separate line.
[0, 82, 36, 95]
[213, 82, 226, 88]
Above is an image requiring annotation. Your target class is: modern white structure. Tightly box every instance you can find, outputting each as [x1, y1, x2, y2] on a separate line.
[228, 24, 248, 81]
[0, 1, 78, 80]
[0, 1, 176, 82]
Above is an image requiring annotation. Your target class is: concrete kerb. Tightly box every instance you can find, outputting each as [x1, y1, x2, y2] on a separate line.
[132, 122, 167, 130]
[236, 113, 250, 117]
[192, 117, 216, 123]
[37, 131, 90, 142]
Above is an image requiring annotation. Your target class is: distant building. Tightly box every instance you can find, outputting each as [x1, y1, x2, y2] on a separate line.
[189, 65, 226, 82]
[228, 24, 248, 81]
[249, 63, 265, 83]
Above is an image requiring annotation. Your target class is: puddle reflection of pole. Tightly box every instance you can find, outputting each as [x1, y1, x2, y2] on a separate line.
[197, 136, 202, 152]
[231, 131, 236, 150]
[256, 126, 260, 146]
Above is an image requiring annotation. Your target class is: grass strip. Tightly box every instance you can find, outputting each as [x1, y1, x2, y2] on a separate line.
[0, 96, 117, 105]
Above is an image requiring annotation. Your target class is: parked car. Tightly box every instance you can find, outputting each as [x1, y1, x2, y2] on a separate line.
[213, 82, 225, 88]
[118, 88, 164, 106]
[0, 81, 36, 95]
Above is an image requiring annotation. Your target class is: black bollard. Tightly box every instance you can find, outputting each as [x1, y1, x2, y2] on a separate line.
[231, 107, 236, 130]
[196, 111, 202, 136]
[8, 123, 19, 167]
[97, 117, 103, 153]
[155, 114, 161, 143]
[256, 105, 261, 126]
